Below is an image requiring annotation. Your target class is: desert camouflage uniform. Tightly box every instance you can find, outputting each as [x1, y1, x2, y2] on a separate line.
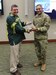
[33, 12, 51, 64]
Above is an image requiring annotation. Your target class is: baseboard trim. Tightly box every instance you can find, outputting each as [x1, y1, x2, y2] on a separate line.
[0, 40, 34, 44]
[0, 39, 56, 44]
[48, 39, 56, 42]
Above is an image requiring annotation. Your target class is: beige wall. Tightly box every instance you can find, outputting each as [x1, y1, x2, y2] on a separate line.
[0, 0, 56, 41]
[48, 19, 56, 39]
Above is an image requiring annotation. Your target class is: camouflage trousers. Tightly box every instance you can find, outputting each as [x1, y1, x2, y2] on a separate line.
[34, 38, 48, 64]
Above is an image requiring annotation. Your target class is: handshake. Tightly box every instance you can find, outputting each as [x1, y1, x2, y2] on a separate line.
[25, 25, 36, 33]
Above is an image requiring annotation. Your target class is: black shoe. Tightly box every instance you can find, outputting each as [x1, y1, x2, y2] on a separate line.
[11, 70, 21, 75]
[17, 63, 23, 68]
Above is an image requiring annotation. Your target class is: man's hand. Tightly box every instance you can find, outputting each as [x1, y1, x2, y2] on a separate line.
[25, 21, 32, 26]
[25, 29, 31, 33]
[30, 25, 37, 31]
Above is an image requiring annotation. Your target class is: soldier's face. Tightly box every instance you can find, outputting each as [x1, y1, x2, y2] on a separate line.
[36, 5, 43, 15]
[11, 7, 19, 15]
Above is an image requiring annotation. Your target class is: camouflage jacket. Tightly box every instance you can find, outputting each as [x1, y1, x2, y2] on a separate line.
[33, 12, 51, 40]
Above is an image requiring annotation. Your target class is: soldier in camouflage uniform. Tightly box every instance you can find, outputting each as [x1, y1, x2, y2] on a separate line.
[32, 4, 51, 71]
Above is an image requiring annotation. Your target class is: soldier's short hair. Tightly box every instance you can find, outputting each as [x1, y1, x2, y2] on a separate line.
[36, 4, 42, 8]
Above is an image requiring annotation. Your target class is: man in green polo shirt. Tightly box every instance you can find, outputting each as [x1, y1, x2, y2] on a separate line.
[6, 4, 29, 75]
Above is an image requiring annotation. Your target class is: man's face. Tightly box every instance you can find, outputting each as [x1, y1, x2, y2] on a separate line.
[36, 5, 43, 15]
[11, 7, 18, 15]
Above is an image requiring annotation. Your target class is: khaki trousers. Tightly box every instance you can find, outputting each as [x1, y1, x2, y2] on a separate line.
[10, 43, 21, 73]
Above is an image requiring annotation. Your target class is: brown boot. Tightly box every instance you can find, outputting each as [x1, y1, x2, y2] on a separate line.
[41, 64, 46, 71]
[34, 61, 42, 67]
